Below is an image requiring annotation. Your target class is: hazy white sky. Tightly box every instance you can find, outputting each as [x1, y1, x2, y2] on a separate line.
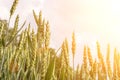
[1, 0, 120, 67]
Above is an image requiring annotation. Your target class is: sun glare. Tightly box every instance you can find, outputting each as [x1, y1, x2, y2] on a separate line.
[68, 0, 120, 69]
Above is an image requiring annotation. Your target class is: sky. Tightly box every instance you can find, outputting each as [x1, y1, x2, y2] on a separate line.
[1, 0, 120, 68]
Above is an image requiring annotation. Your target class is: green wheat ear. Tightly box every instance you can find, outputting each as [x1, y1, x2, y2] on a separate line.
[10, 0, 19, 18]
[33, 10, 39, 27]
[8, 0, 19, 28]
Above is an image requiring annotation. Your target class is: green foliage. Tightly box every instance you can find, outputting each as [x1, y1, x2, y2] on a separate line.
[45, 58, 55, 80]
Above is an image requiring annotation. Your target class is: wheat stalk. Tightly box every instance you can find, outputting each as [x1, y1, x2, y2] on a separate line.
[45, 21, 50, 50]
[106, 44, 112, 80]
[71, 32, 76, 80]
[87, 47, 93, 67]
[83, 45, 87, 70]
[31, 30, 37, 69]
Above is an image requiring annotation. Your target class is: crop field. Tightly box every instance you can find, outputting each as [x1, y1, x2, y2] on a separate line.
[0, 0, 119, 80]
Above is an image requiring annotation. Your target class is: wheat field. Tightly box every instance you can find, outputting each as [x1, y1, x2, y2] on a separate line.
[0, 0, 120, 80]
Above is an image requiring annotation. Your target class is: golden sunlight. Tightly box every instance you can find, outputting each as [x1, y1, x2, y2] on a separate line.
[71, 0, 120, 69]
